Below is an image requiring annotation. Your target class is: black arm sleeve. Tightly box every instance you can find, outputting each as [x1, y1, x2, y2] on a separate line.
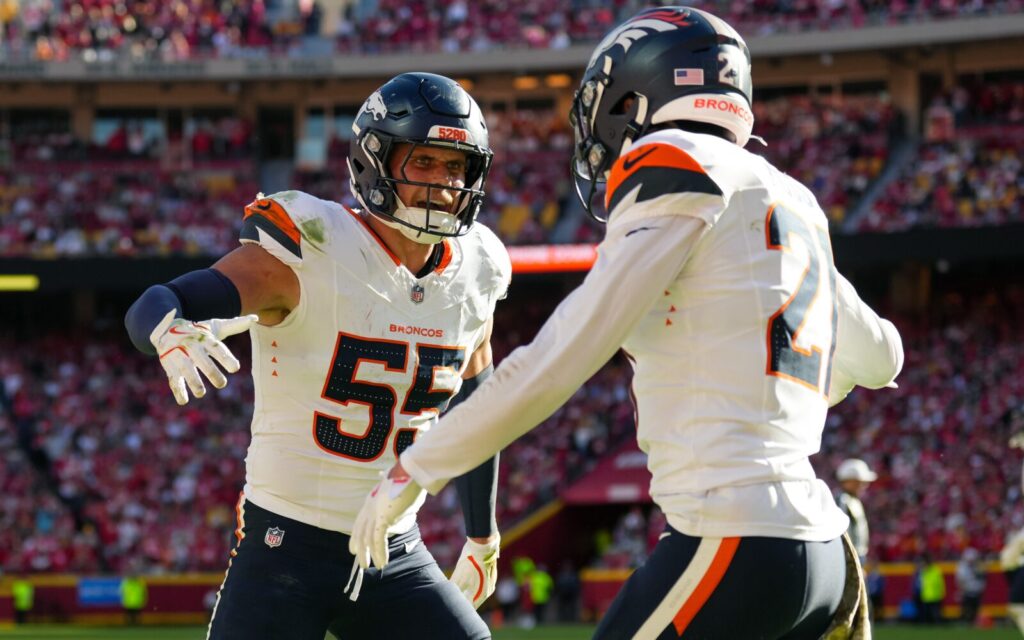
[124, 268, 241, 355]
[450, 364, 499, 538]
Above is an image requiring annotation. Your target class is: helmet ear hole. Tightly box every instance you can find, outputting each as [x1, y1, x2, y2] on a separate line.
[610, 93, 637, 116]
[351, 158, 365, 174]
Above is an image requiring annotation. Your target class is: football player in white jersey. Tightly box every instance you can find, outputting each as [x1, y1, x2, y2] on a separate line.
[351, 8, 904, 639]
[125, 73, 510, 640]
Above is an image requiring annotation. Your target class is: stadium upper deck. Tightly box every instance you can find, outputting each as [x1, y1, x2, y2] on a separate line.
[0, 0, 1020, 63]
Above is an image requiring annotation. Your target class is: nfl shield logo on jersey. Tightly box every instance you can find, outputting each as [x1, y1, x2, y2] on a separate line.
[411, 284, 425, 304]
[264, 526, 285, 548]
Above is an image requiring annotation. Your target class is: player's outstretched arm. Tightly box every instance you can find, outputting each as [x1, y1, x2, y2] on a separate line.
[352, 217, 705, 570]
[399, 214, 707, 494]
[124, 243, 298, 404]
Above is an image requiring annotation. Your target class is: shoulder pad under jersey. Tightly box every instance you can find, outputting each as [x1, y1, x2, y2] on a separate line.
[605, 129, 747, 227]
[239, 190, 334, 267]
[464, 222, 512, 301]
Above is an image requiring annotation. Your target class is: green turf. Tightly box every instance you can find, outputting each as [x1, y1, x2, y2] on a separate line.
[0, 625, 1017, 639]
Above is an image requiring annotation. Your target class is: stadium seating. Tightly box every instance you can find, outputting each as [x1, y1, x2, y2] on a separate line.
[1, 0, 1015, 60]
[856, 79, 1023, 231]
[3, 282, 1022, 573]
[0, 93, 910, 257]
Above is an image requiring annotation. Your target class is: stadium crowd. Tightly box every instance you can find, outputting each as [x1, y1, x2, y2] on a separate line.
[857, 79, 1024, 231]
[755, 92, 897, 226]
[2, 281, 1023, 575]
[0, 297, 639, 573]
[0, 0, 1017, 61]
[0, 90, 937, 257]
[5, 79, 1022, 257]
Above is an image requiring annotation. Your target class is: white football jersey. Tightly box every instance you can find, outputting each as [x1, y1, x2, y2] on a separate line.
[616, 129, 868, 539]
[401, 128, 901, 544]
[238, 190, 510, 533]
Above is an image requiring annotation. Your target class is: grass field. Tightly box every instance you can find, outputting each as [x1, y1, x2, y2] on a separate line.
[0, 625, 1019, 639]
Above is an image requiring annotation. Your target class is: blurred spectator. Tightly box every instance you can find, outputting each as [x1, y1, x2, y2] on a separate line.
[835, 457, 878, 563]
[11, 576, 33, 624]
[918, 553, 946, 623]
[495, 574, 520, 627]
[555, 562, 580, 622]
[528, 563, 555, 625]
[955, 547, 986, 624]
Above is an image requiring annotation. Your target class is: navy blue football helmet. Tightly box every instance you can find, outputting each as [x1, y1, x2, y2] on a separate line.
[571, 7, 754, 220]
[348, 72, 493, 241]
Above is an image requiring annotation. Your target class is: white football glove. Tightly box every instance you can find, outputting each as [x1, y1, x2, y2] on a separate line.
[349, 471, 426, 570]
[149, 309, 259, 405]
[450, 536, 500, 609]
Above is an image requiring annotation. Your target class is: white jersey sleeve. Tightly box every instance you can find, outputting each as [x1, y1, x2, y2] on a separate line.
[1002, 527, 1024, 570]
[828, 273, 904, 406]
[239, 190, 332, 268]
[401, 214, 706, 493]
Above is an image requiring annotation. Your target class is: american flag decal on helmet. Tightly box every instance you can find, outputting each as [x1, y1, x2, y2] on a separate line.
[674, 68, 704, 86]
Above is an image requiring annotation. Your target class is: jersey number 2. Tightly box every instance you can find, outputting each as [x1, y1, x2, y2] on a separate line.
[764, 203, 838, 395]
[313, 333, 465, 461]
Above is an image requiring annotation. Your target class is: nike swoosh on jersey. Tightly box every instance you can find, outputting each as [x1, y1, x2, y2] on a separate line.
[626, 226, 656, 237]
[622, 146, 657, 171]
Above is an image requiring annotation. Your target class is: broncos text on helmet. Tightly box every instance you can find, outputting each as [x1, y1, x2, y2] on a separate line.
[570, 6, 754, 220]
[348, 72, 493, 244]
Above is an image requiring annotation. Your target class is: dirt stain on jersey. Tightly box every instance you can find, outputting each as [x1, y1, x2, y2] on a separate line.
[300, 218, 326, 245]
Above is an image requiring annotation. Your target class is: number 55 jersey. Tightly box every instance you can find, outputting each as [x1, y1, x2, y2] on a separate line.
[238, 190, 510, 534]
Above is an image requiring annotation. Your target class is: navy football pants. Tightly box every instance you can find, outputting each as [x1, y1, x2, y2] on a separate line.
[206, 497, 490, 640]
[594, 526, 846, 640]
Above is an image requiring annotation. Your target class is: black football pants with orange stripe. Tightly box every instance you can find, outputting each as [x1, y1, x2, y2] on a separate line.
[206, 499, 490, 640]
[594, 526, 845, 640]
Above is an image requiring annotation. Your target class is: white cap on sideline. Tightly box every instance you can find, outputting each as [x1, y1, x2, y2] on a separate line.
[836, 458, 878, 482]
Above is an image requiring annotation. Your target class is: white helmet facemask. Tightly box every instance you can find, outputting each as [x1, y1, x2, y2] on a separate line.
[376, 196, 460, 245]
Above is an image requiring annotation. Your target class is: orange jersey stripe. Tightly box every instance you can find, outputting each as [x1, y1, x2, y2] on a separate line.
[605, 143, 708, 210]
[434, 239, 454, 274]
[244, 198, 301, 247]
[345, 206, 401, 266]
[671, 537, 740, 635]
